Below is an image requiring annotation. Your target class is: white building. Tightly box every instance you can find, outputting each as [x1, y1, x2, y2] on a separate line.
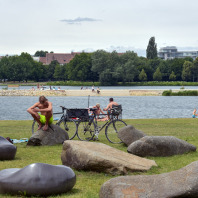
[158, 46, 198, 60]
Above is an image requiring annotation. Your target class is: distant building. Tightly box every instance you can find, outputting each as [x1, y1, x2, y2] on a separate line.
[158, 46, 198, 60]
[36, 52, 81, 65]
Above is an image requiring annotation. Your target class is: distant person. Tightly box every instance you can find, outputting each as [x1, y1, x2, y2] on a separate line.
[192, 108, 197, 118]
[97, 87, 100, 94]
[27, 96, 53, 131]
[81, 86, 83, 90]
[58, 87, 61, 90]
[92, 85, 95, 92]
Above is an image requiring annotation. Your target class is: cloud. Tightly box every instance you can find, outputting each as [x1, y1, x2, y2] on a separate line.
[60, 17, 101, 25]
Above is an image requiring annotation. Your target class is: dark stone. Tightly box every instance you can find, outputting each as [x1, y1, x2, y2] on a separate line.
[27, 124, 69, 146]
[118, 125, 146, 146]
[0, 163, 76, 196]
[127, 136, 196, 157]
[0, 136, 17, 160]
[100, 161, 198, 198]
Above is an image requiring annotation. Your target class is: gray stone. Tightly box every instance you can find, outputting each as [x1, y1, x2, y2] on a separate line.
[100, 161, 198, 198]
[0, 163, 76, 196]
[118, 125, 146, 146]
[0, 136, 17, 160]
[27, 124, 69, 146]
[61, 140, 157, 175]
[127, 136, 196, 157]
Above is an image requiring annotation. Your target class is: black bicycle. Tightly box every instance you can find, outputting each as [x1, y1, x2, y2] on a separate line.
[32, 106, 78, 140]
[77, 105, 127, 143]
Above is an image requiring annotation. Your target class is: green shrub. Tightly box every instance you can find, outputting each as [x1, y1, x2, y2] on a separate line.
[162, 90, 198, 96]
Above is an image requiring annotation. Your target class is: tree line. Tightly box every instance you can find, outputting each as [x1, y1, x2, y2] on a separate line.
[0, 38, 198, 85]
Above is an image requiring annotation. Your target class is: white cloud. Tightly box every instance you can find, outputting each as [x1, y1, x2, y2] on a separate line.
[60, 17, 102, 25]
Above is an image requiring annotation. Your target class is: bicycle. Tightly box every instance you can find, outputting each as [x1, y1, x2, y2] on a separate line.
[77, 105, 127, 143]
[32, 106, 78, 140]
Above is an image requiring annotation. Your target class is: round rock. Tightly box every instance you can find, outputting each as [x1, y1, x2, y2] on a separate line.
[0, 136, 17, 160]
[0, 163, 76, 196]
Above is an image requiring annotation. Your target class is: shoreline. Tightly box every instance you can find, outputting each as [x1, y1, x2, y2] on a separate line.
[0, 89, 168, 96]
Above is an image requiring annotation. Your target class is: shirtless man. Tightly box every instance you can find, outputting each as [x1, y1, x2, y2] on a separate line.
[103, 98, 119, 119]
[27, 96, 53, 131]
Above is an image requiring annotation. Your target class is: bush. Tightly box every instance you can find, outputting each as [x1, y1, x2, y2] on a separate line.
[162, 90, 198, 96]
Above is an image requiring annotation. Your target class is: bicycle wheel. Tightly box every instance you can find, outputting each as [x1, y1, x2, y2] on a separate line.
[77, 120, 96, 141]
[105, 119, 127, 143]
[32, 120, 39, 134]
[57, 119, 77, 140]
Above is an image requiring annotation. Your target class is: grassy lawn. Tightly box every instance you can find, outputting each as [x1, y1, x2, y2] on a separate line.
[0, 118, 198, 197]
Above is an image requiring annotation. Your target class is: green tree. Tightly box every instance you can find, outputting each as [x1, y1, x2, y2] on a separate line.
[153, 67, 162, 81]
[139, 69, 147, 81]
[53, 64, 63, 80]
[146, 37, 157, 59]
[192, 57, 198, 82]
[46, 60, 59, 80]
[91, 50, 110, 74]
[34, 50, 48, 57]
[182, 61, 193, 81]
[169, 71, 176, 81]
[66, 53, 96, 81]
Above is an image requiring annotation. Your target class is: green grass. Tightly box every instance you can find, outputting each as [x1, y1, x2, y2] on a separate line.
[1, 118, 198, 197]
[2, 81, 198, 87]
[162, 90, 198, 96]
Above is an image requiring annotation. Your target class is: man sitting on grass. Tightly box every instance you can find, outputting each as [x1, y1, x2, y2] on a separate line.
[27, 95, 53, 131]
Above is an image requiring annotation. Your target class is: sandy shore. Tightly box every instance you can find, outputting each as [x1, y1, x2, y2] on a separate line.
[0, 89, 166, 96]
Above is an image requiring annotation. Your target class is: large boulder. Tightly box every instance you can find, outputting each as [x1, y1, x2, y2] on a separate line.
[100, 161, 198, 198]
[61, 140, 157, 175]
[0, 163, 76, 196]
[118, 125, 146, 146]
[127, 136, 196, 157]
[0, 136, 17, 160]
[27, 124, 69, 146]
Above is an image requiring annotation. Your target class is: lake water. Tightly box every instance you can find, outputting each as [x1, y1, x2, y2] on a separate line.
[0, 96, 196, 120]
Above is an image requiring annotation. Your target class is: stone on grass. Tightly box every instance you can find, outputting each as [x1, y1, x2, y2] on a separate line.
[61, 140, 157, 175]
[118, 125, 146, 146]
[0, 163, 76, 196]
[0, 136, 17, 160]
[127, 136, 196, 157]
[27, 124, 69, 146]
[100, 161, 198, 198]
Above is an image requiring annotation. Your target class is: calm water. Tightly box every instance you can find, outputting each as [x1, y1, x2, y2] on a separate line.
[0, 96, 196, 120]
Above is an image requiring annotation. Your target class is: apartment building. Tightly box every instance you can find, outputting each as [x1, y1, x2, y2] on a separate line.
[158, 46, 198, 60]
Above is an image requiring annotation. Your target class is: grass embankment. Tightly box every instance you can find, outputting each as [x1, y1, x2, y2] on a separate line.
[2, 81, 198, 87]
[163, 90, 198, 96]
[1, 119, 198, 198]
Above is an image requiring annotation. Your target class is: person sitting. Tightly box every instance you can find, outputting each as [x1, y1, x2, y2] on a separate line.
[97, 87, 100, 94]
[103, 98, 119, 119]
[27, 96, 53, 131]
[192, 108, 197, 118]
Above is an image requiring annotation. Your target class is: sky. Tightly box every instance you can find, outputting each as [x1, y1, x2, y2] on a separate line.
[0, 0, 198, 57]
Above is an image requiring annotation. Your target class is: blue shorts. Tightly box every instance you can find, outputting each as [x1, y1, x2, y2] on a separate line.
[192, 115, 196, 118]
